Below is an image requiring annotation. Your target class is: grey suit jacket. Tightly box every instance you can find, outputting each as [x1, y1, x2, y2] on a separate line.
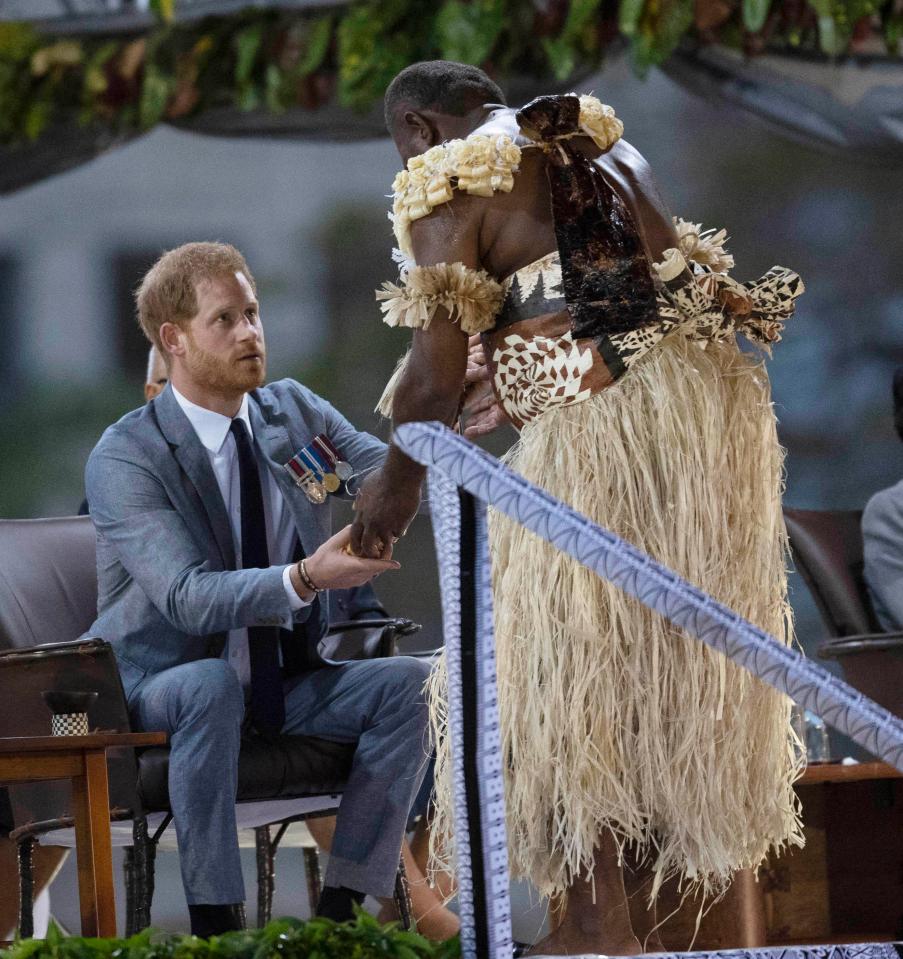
[862, 478, 903, 631]
[85, 379, 386, 698]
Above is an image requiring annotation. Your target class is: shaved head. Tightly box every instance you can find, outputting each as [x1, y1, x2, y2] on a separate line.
[384, 60, 505, 132]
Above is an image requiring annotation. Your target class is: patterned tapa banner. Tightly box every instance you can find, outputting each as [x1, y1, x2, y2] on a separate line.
[428, 472, 513, 959]
[621, 945, 903, 959]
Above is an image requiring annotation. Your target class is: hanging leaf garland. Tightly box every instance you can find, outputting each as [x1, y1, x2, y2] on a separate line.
[0, 0, 898, 148]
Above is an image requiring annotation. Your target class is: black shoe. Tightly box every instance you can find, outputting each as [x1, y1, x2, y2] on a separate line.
[316, 885, 367, 923]
[512, 941, 531, 957]
[188, 903, 243, 937]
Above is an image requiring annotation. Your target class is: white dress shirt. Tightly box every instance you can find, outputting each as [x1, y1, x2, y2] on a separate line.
[172, 386, 311, 687]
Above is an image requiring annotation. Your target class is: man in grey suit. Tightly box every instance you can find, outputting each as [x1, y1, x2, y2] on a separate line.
[85, 242, 432, 936]
[863, 367, 903, 630]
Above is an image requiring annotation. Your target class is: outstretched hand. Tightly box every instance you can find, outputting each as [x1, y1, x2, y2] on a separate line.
[300, 525, 400, 594]
[350, 467, 422, 559]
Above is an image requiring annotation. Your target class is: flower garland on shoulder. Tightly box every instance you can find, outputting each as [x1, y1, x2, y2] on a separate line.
[391, 134, 522, 255]
[573, 95, 624, 153]
[391, 95, 622, 256]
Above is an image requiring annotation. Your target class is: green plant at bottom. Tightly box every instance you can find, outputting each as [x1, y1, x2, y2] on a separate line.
[1, 916, 461, 959]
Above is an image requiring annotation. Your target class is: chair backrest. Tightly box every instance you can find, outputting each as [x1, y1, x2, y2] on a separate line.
[0, 518, 138, 833]
[0, 517, 98, 650]
[784, 507, 882, 638]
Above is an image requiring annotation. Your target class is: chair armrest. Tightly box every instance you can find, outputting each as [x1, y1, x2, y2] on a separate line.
[326, 618, 421, 637]
[0, 636, 109, 663]
[818, 631, 903, 658]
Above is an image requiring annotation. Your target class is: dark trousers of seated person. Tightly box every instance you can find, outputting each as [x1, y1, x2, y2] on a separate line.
[125, 656, 432, 930]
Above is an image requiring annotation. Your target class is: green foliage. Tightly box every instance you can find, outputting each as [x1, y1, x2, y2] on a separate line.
[742, 0, 773, 33]
[434, 0, 507, 64]
[0, 0, 899, 148]
[337, 0, 429, 112]
[1, 917, 460, 959]
[542, 0, 605, 81]
[150, 0, 176, 23]
[618, 0, 646, 37]
[633, 0, 695, 74]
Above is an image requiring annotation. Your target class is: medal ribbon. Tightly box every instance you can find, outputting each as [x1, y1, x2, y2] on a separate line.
[284, 434, 348, 496]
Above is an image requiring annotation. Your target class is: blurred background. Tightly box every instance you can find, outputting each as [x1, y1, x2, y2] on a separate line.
[1, 0, 902, 938]
[2, 54, 902, 659]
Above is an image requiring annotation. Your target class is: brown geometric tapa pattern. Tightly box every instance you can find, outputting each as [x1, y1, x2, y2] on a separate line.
[492, 331, 593, 424]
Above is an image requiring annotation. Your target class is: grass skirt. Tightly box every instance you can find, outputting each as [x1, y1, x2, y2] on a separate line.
[427, 334, 804, 899]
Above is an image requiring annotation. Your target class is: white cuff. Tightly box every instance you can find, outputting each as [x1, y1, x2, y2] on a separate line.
[282, 563, 313, 619]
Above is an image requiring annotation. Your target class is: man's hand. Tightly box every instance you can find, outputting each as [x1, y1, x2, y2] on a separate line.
[461, 334, 508, 438]
[465, 333, 492, 385]
[461, 379, 508, 437]
[350, 467, 422, 559]
[291, 525, 400, 600]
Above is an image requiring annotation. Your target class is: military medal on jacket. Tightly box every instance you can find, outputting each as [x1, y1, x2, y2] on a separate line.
[284, 435, 351, 504]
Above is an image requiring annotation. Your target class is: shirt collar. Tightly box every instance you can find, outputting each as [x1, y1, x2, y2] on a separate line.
[171, 385, 252, 455]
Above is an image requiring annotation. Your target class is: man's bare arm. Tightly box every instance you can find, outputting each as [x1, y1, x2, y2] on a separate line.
[350, 197, 484, 557]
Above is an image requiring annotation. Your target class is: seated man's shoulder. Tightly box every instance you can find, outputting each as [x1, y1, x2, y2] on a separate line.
[90, 404, 156, 463]
[257, 377, 328, 416]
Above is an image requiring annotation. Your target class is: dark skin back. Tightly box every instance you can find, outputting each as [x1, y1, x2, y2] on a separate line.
[349, 103, 679, 558]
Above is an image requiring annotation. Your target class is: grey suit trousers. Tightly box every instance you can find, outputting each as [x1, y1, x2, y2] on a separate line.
[127, 655, 433, 905]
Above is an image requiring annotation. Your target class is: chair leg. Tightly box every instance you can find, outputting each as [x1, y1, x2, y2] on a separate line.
[16, 835, 35, 939]
[145, 840, 157, 925]
[123, 845, 137, 937]
[302, 846, 322, 916]
[131, 815, 155, 933]
[394, 853, 413, 932]
[255, 826, 275, 928]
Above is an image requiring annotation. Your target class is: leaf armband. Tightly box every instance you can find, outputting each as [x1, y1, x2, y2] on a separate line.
[376, 262, 504, 335]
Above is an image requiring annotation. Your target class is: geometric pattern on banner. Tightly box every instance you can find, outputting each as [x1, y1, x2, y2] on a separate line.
[51, 713, 89, 736]
[470, 489, 513, 959]
[398, 422, 903, 773]
[428, 472, 513, 959]
[607, 944, 903, 959]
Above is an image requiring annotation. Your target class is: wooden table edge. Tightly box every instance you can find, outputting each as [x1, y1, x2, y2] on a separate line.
[798, 760, 903, 784]
[0, 732, 166, 752]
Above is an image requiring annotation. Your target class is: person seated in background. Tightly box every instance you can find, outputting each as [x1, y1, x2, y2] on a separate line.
[862, 367, 903, 630]
[144, 344, 169, 401]
[85, 241, 433, 937]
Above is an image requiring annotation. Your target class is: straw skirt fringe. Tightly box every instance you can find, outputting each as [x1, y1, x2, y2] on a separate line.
[427, 333, 804, 899]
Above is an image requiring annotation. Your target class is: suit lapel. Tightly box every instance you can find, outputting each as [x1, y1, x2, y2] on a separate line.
[249, 393, 320, 556]
[154, 386, 236, 570]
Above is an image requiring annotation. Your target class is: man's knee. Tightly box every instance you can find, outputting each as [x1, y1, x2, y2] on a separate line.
[378, 656, 432, 711]
[181, 658, 244, 719]
[391, 655, 432, 690]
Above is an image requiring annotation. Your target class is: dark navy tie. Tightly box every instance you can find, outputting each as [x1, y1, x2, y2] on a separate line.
[229, 418, 285, 738]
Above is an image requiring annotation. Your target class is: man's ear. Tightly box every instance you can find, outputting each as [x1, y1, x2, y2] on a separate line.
[158, 323, 186, 359]
[403, 110, 438, 150]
